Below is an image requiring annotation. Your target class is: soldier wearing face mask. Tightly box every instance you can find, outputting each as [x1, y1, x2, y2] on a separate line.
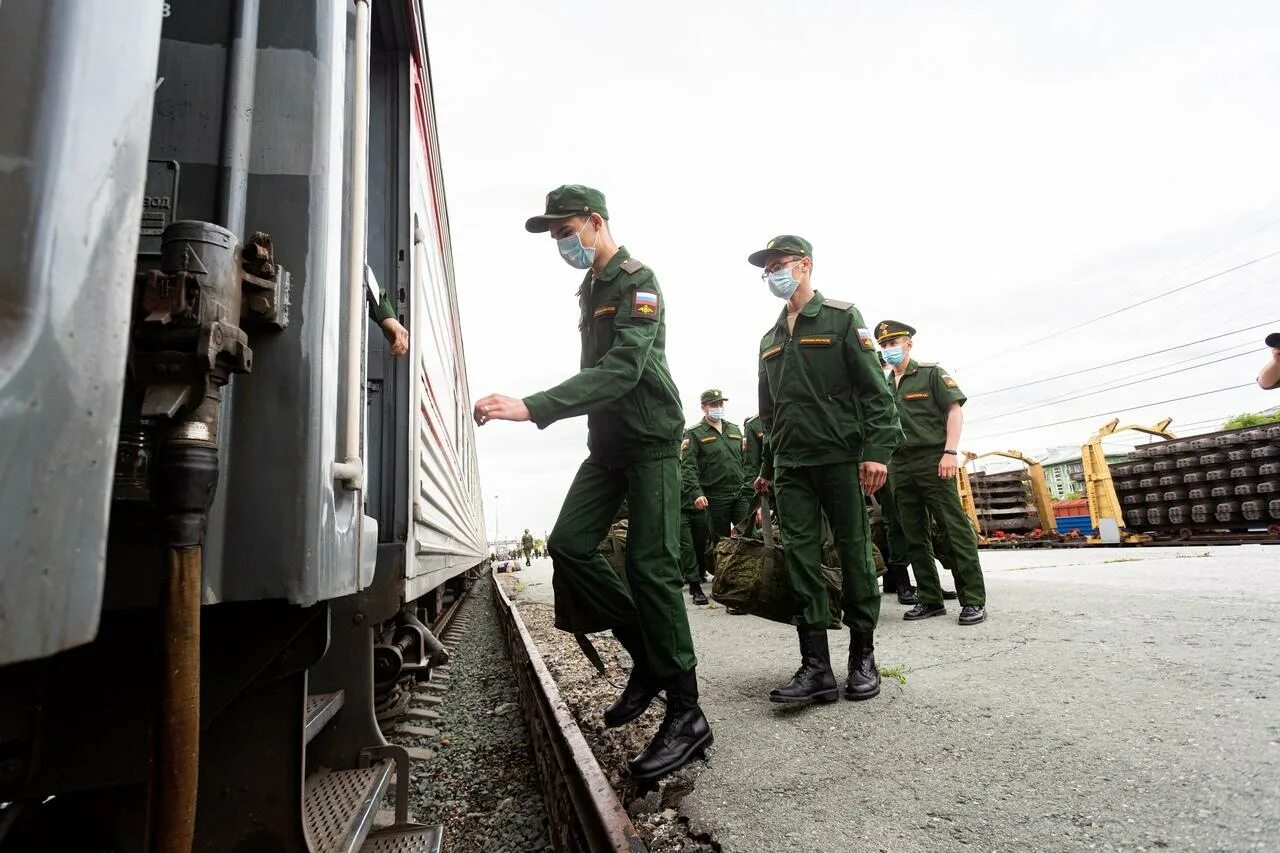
[749, 235, 903, 706]
[877, 320, 987, 625]
[473, 185, 711, 783]
[682, 389, 748, 597]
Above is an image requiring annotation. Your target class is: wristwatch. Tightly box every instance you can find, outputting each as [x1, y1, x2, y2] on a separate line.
[943, 449, 958, 456]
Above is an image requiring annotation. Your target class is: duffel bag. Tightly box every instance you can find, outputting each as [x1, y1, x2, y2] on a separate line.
[597, 519, 629, 592]
[711, 494, 843, 628]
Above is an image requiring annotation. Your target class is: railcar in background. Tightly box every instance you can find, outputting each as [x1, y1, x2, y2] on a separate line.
[0, 2, 484, 850]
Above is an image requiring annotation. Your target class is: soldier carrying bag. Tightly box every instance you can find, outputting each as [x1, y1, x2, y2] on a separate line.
[710, 494, 844, 628]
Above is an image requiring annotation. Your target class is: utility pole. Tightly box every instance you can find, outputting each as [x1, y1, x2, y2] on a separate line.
[493, 494, 500, 545]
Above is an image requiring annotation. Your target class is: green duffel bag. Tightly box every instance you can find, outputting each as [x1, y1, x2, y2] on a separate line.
[711, 495, 843, 628]
[598, 519, 629, 592]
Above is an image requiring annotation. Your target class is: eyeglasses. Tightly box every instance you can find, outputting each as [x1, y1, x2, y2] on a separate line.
[760, 257, 803, 278]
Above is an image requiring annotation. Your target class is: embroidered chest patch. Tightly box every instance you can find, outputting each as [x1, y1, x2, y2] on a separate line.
[797, 336, 833, 346]
[593, 303, 618, 318]
[762, 344, 783, 361]
[699, 435, 718, 443]
[905, 392, 930, 400]
[632, 290, 659, 320]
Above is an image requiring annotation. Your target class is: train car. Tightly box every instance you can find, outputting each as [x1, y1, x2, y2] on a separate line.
[0, 2, 485, 850]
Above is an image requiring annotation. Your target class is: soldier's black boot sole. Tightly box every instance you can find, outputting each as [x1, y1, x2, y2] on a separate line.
[903, 602, 947, 621]
[630, 669, 712, 783]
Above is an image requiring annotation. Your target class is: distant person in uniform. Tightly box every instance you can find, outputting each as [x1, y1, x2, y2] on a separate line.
[878, 320, 987, 625]
[678, 431, 710, 605]
[684, 389, 747, 573]
[472, 185, 711, 783]
[1258, 332, 1280, 390]
[749, 236, 903, 705]
[521, 529, 535, 566]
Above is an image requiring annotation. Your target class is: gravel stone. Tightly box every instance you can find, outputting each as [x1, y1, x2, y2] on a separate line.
[388, 572, 553, 852]
[500, 573, 718, 853]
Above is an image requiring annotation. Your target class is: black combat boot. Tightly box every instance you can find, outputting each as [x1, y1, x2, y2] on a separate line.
[688, 582, 709, 606]
[896, 585, 919, 605]
[629, 668, 713, 783]
[604, 626, 660, 728]
[768, 629, 838, 704]
[845, 631, 880, 701]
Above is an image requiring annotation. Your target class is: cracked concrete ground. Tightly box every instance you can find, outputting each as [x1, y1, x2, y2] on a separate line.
[683, 544, 1280, 853]
[508, 545, 1280, 851]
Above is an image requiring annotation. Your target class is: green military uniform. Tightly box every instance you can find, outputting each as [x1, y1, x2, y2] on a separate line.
[878, 319, 987, 610]
[738, 414, 767, 534]
[521, 530, 535, 565]
[522, 187, 695, 681]
[677, 432, 705, 585]
[684, 391, 748, 560]
[756, 272, 902, 634]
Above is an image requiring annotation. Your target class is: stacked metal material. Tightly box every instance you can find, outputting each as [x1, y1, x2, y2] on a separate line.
[1110, 425, 1280, 535]
[969, 470, 1040, 535]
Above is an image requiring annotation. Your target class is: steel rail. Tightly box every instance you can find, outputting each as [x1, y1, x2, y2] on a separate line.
[490, 568, 646, 853]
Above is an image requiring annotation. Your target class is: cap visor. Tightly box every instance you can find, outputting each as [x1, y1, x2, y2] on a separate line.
[747, 248, 779, 267]
[524, 212, 577, 234]
[1266, 332, 1280, 348]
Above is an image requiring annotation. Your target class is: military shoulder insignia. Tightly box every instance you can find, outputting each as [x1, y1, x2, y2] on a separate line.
[824, 298, 853, 310]
[631, 289, 659, 320]
[856, 327, 876, 351]
[619, 258, 645, 274]
[941, 374, 958, 388]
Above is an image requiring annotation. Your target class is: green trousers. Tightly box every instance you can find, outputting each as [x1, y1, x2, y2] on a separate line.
[547, 456, 696, 680]
[890, 451, 987, 607]
[773, 461, 881, 633]
[687, 491, 747, 578]
[678, 511, 703, 584]
[877, 481, 911, 590]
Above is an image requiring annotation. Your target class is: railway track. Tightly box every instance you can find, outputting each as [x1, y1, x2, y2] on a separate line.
[491, 569, 647, 853]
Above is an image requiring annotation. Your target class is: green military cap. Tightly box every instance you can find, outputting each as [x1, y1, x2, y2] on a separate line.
[747, 235, 813, 267]
[700, 389, 728, 404]
[524, 184, 609, 233]
[875, 319, 916, 344]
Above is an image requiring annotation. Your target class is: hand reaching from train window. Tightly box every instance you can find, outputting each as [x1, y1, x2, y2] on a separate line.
[380, 317, 409, 357]
[473, 394, 530, 426]
[859, 461, 887, 496]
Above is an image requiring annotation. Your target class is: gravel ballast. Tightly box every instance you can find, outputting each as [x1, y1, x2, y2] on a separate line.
[498, 574, 718, 853]
[390, 572, 553, 853]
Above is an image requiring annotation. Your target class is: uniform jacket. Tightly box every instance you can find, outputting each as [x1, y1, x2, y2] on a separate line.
[523, 247, 684, 464]
[891, 358, 966, 453]
[739, 414, 767, 498]
[757, 291, 902, 476]
[683, 418, 745, 500]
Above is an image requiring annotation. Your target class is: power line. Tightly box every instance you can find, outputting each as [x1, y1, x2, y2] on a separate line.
[965, 382, 1258, 442]
[969, 349, 1257, 423]
[966, 319, 1278, 398]
[956, 251, 1280, 371]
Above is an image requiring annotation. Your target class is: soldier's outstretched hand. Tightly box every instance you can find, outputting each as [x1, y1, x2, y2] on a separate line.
[473, 394, 530, 426]
[859, 461, 887, 496]
[753, 476, 771, 494]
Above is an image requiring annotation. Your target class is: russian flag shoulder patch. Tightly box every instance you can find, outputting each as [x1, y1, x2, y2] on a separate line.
[632, 289, 660, 321]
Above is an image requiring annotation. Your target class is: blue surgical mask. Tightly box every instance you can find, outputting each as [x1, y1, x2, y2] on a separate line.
[557, 221, 596, 269]
[708, 407, 724, 421]
[882, 346, 906, 366]
[766, 268, 800, 299]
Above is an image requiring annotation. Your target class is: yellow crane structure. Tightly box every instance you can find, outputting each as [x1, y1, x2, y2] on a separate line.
[960, 450, 1058, 535]
[1082, 417, 1175, 536]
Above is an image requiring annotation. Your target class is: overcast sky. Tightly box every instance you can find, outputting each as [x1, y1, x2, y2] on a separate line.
[424, 1, 1280, 540]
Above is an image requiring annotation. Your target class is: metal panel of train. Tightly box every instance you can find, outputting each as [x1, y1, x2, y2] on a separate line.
[0, 2, 164, 666]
